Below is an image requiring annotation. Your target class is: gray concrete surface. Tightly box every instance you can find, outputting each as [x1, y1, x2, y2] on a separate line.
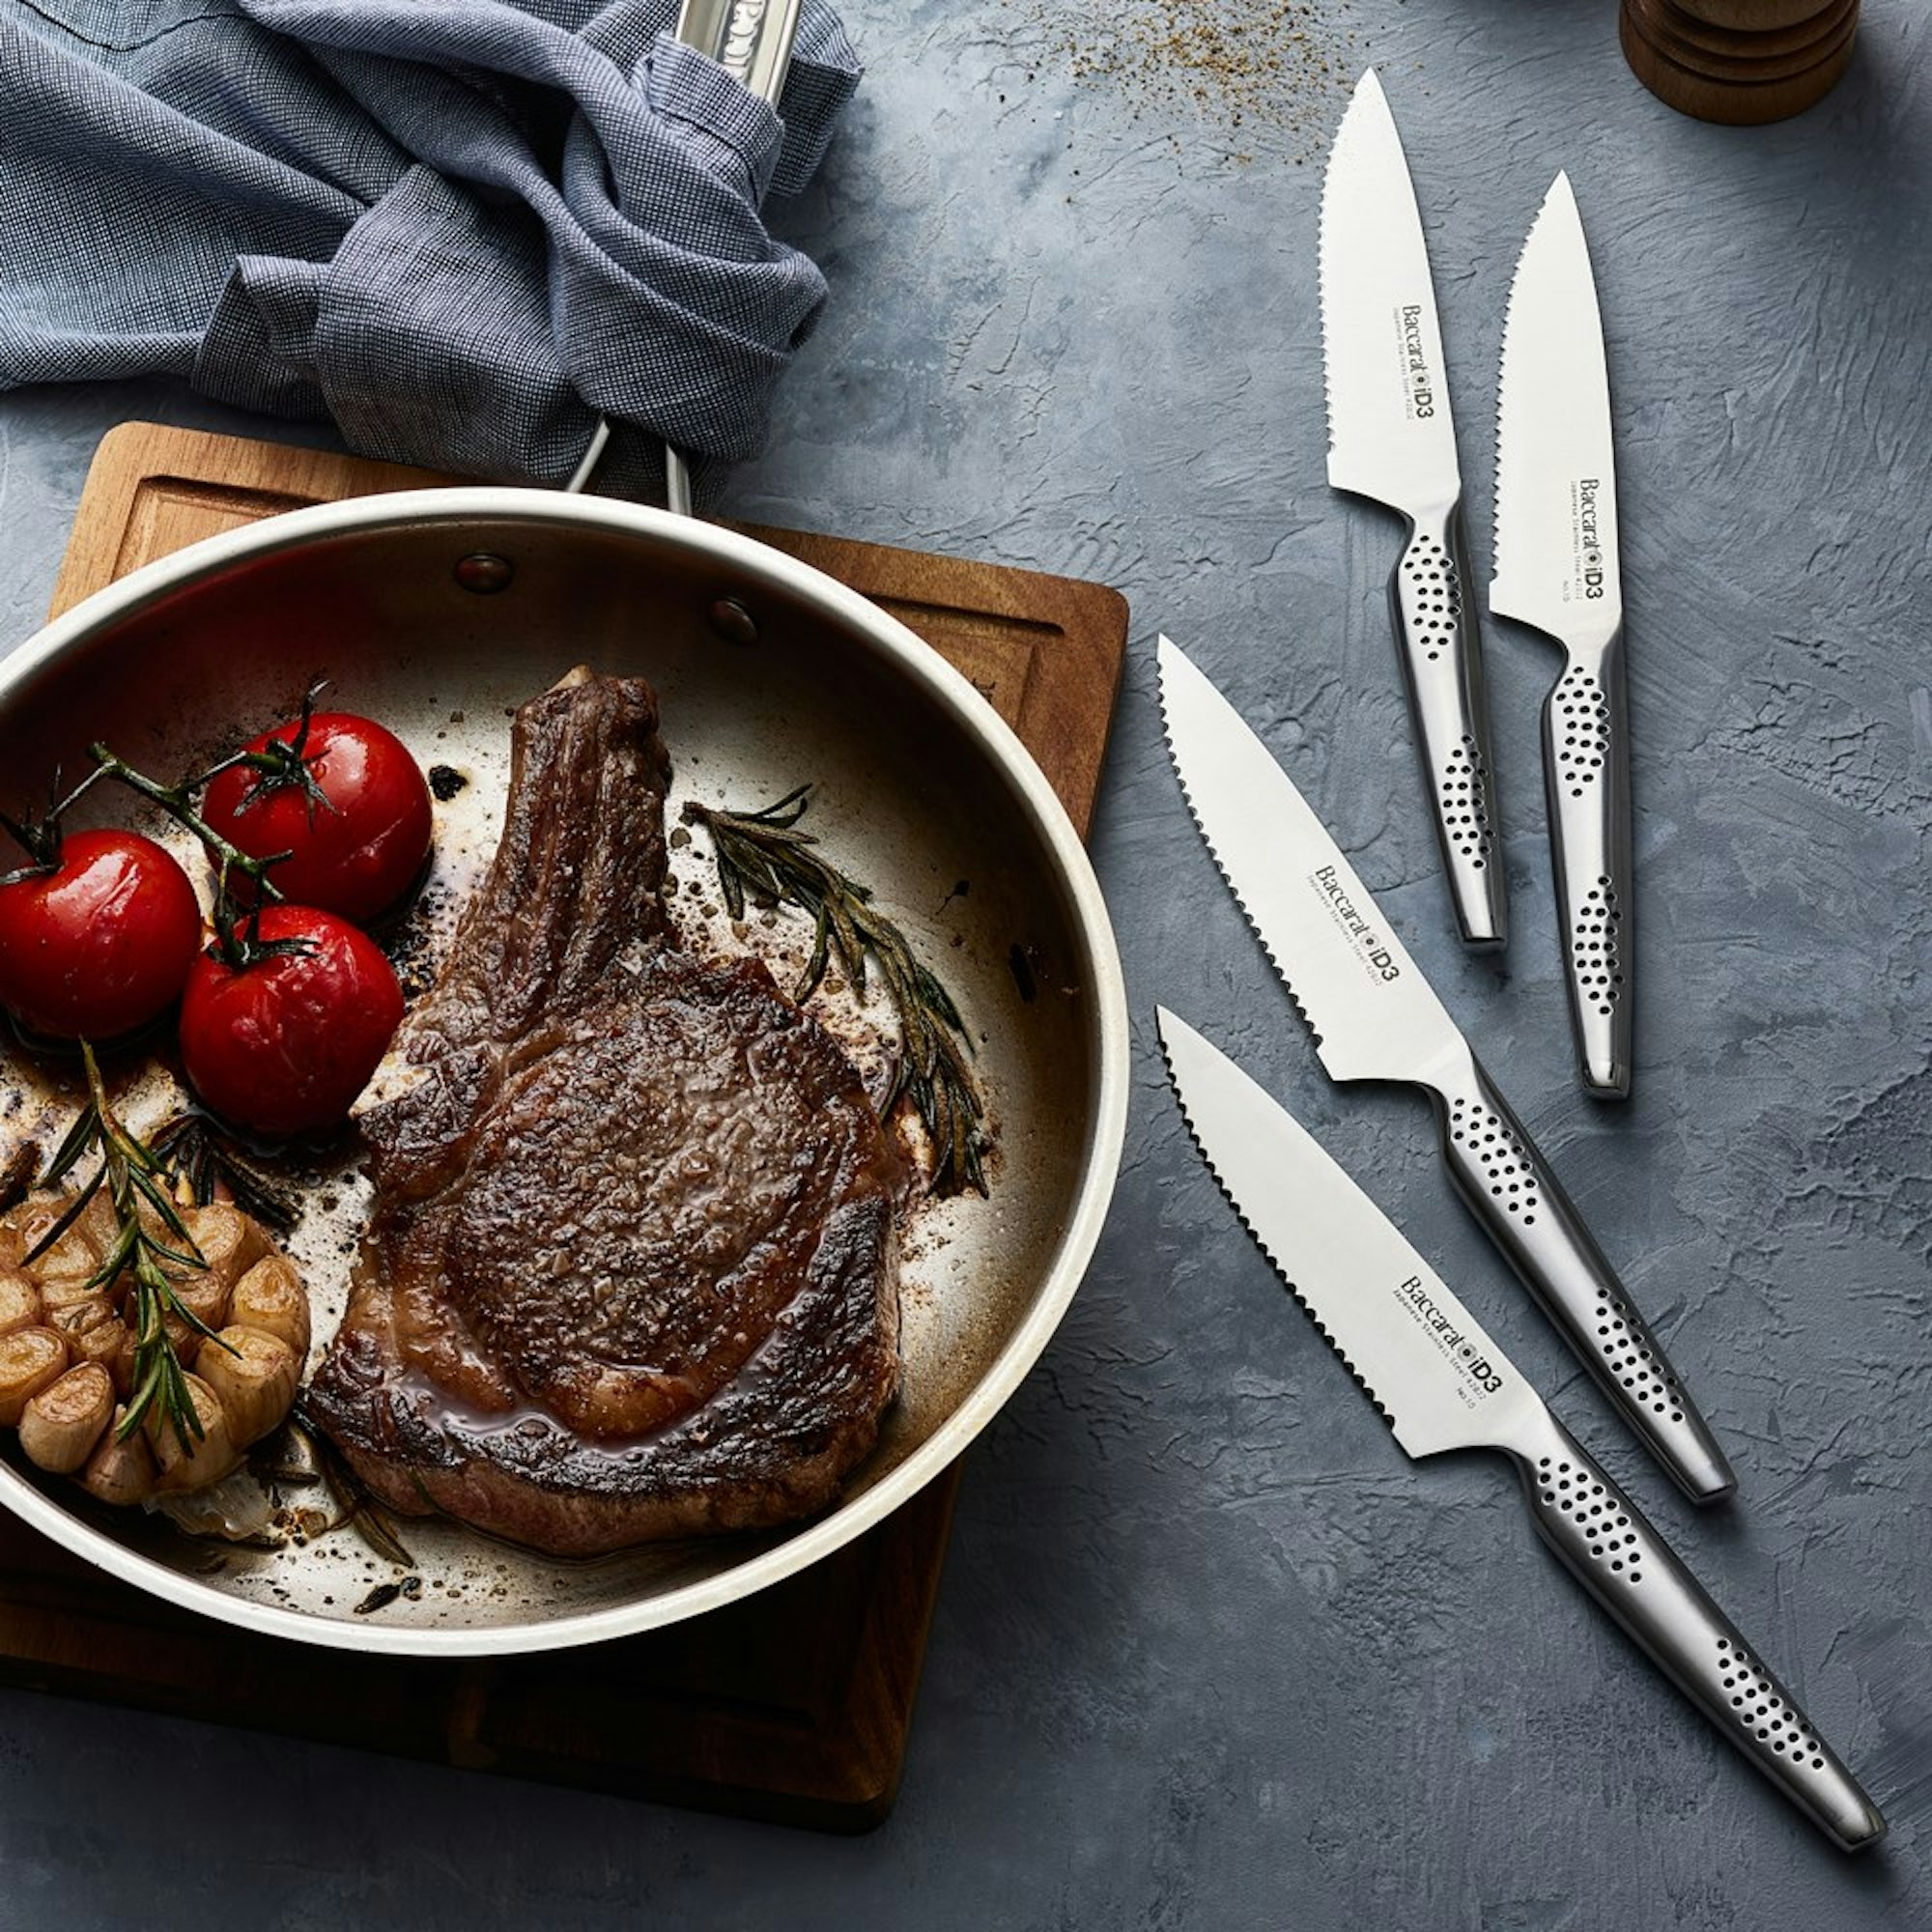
[1, 2, 1928, 1926]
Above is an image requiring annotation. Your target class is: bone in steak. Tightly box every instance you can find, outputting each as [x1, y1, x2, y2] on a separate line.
[306, 670, 901, 1554]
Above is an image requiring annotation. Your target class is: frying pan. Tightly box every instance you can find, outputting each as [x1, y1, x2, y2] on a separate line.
[0, 485, 1129, 1654]
[0, 0, 1125, 1654]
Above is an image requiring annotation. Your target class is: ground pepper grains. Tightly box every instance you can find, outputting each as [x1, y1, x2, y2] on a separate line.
[1004, 1, 1360, 162]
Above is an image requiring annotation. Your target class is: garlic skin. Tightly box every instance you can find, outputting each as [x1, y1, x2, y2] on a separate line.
[80, 1408, 156, 1507]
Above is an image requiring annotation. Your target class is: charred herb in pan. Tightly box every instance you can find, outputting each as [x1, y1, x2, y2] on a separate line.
[281, 1402, 417, 1568]
[151, 1111, 302, 1237]
[682, 787, 990, 1197]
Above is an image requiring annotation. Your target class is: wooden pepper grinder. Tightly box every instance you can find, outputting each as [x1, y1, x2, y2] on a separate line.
[1621, 0, 1859, 124]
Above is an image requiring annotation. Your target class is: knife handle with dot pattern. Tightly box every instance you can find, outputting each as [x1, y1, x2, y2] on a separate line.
[1545, 632, 1634, 1096]
[1429, 1045, 1735, 1504]
[1387, 503, 1508, 951]
[1504, 1408, 1886, 1852]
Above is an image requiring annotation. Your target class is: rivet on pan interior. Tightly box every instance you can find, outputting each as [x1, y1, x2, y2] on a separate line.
[454, 553, 515, 595]
[708, 597, 759, 646]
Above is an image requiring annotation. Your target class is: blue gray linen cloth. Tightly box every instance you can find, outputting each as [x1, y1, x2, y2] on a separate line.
[0, 0, 861, 497]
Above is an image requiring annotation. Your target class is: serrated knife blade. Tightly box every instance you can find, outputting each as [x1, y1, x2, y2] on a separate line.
[1319, 67, 1461, 514]
[1492, 172, 1634, 1099]
[1155, 632, 1462, 1089]
[1492, 171, 1621, 644]
[1155, 1006, 1884, 1854]
[1157, 632, 1733, 1504]
[1157, 1007, 1534, 1460]
[1319, 69, 1506, 951]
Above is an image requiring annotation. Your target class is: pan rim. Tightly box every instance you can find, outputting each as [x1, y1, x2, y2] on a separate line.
[0, 487, 1130, 1656]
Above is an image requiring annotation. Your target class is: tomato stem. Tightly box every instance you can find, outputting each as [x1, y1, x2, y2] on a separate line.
[76, 748, 291, 907]
[0, 772, 73, 882]
[72, 746, 317, 969]
[208, 894, 319, 973]
[191, 681, 338, 823]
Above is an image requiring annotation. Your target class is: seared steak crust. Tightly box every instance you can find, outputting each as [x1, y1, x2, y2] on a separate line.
[306, 673, 900, 1554]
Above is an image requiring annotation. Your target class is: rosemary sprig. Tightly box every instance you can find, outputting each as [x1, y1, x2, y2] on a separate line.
[29, 1044, 234, 1453]
[682, 787, 990, 1197]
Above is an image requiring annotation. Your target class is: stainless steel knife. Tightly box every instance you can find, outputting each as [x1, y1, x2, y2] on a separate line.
[1156, 1008, 1885, 1854]
[1492, 173, 1632, 1098]
[1320, 69, 1505, 952]
[1157, 632, 1734, 1504]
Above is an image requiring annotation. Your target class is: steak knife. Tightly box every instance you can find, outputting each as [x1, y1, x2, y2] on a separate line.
[1492, 174, 1633, 1097]
[1155, 1009, 1885, 1853]
[1157, 633, 1734, 1504]
[1320, 69, 1506, 951]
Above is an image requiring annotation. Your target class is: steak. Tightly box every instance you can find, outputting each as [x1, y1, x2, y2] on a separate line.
[305, 670, 901, 1554]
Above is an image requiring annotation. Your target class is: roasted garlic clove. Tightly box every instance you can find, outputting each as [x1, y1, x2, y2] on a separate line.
[196, 1326, 298, 1447]
[160, 1307, 204, 1369]
[40, 1273, 108, 1318]
[229, 1256, 311, 1362]
[49, 1298, 135, 1398]
[146, 1374, 241, 1492]
[15, 1204, 101, 1287]
[172, 1267, 233, 1344]
[19, 1362, 115, 1474]
[3, 1190, 317, 1505]
[76, 1190, 120, 1255]
[80, 1407, 156, 1507]
[0, 1268, 43, 1339]
[177, 1203, 270, 1290]
[133, 1188, 188, 1252]
[0, 1326, 71, 1427]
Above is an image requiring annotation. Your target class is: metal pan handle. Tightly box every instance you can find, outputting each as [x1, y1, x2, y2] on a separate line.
[566, 0, 807, 508]
[675, 0, 806, 104]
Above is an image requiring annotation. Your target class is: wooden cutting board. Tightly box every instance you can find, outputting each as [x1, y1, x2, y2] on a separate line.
[0, 422, 1129, 1833]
